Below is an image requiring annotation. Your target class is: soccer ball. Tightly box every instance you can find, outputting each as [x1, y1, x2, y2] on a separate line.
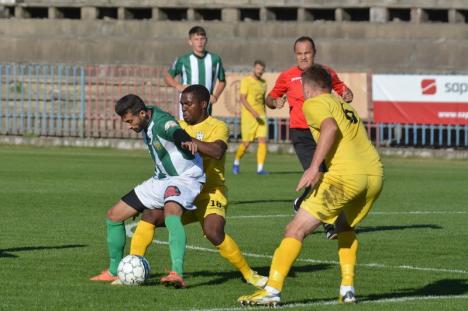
[117, 255, 151, 285]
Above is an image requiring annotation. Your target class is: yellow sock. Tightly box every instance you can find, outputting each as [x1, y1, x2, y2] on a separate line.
[257, 143, 267, 170]
[235, 143, 247, 162]
[130, 220, 155, 256]
[338, 231, 358, 286]
[217, 234, 252, 280]
[267, 237, 302, 291]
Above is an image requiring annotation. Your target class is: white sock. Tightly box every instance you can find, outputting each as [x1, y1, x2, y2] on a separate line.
[340, 285, 354, 296]
[257, 164, 264, 172]
[264, 285, 280, 295]
[234, 159, 240, 165]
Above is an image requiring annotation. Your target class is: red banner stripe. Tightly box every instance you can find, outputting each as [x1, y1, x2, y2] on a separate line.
[374, 101, 468, 125]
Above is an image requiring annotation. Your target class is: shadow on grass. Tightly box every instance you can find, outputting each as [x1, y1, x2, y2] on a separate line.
[183, 263, 333, 288]
[361, 278, 468, 301]
[143, 263, 333, 288]
[355, 224, 442, 234]
[0, 244, 87, 258]
[285, 279, 468, 306]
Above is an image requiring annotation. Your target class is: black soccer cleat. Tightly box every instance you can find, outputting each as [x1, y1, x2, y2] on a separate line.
[323, 223, 338, 240]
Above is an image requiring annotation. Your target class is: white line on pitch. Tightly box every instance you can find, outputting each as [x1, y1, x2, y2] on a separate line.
[124, 223, 468, 275]
[227, 210, 467, 219]
[175, 294, 468, 311]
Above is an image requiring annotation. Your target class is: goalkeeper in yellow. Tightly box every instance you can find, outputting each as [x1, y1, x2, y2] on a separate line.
[232, 60, 268, 175]
[129, 84, 267, 288]
[238, 65, 383, 306]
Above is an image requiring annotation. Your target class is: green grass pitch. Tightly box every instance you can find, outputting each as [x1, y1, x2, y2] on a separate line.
[0, 145, 467, 310]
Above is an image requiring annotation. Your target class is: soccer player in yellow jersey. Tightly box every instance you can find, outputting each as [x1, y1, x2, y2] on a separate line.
[233, 60, 268, 175]
[238, 65, 383, 306]
[128, 84, 267, 288]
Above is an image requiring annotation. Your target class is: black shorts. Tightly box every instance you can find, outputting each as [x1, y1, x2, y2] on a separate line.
[290, 128, 327, 172]
[121, 189, 147, 213]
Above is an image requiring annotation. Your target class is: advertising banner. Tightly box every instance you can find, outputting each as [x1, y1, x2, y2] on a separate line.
[373, 75, 468, 125]
[214, 72, 370, 120]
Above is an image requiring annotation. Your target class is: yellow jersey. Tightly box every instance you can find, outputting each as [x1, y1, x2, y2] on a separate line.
[303, 93, 383, 176]
[240, 75, 267, 117]
[180, 116, 229, 190]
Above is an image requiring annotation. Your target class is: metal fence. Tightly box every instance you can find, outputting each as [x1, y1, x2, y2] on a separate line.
[0, 63, 467, 148]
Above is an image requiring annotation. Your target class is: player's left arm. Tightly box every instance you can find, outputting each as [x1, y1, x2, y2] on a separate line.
[189, 139, 227, 160]
[296, 118, 337, 191]
[211, 59, 226, 104]
[211, 80, 226, 104]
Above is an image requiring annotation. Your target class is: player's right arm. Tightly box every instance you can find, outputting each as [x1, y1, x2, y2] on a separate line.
[266, 72, 288, 109]
[164, 58, 188, 92]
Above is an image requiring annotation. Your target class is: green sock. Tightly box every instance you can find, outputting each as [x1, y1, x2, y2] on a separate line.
[106, 219, 126, 276]
[165, 215, 186, 276]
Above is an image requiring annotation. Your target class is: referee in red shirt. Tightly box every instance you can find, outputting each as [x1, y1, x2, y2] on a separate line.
[266, 36, 353, 240]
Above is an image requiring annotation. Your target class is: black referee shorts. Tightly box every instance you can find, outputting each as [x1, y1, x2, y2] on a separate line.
[290, 128, 327, 172]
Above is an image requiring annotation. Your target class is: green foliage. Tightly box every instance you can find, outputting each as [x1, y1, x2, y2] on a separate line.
[0, 146, 467, 310]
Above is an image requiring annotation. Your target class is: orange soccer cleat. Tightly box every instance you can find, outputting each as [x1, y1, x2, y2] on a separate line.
[160, 271, 186, 288]
[90, 269, 119, 282]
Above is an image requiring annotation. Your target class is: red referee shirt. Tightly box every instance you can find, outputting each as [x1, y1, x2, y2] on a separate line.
[268, 64, 348, 129]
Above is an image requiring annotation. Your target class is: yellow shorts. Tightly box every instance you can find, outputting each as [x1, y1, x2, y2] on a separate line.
[301, 173, 383, 227]
[182, 188, 227, 225]
[241, 116, 267, 142]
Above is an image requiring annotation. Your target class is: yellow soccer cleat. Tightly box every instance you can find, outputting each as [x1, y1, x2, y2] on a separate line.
[245, 271, 268, 289]
[238, 289, 280, 307]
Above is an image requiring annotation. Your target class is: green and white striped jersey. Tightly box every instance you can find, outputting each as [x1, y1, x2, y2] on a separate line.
[168, 51, 225, 93]
[143, 106, 205, 182]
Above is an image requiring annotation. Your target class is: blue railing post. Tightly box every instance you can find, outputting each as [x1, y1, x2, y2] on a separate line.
[80, 66, 86, 138]
[5, 64, 10, 133]
[27, 65, 33, 133]
[0, 64, 2, 132]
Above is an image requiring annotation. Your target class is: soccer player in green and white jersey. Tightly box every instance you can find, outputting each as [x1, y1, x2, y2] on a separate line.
[91, 94, 205, 287]
[164, 26, 226, 118]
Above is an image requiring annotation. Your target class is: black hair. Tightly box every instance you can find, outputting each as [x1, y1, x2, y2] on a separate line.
[182, 84, 210, 104]
[188, 26, 206, 37]
[293, 36, 317, 54]
[254, 60, 266, 67]
[115, 94, 147, 117]
[301, 64, 332, 92]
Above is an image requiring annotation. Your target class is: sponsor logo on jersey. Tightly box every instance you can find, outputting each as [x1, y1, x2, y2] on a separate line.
[196, 132, 204, 140]
[164, 186, 181, 198]
[164, 120, 178, 131]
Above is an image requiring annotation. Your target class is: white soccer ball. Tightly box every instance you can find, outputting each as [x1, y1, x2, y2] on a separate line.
[117, 255, 151, 285]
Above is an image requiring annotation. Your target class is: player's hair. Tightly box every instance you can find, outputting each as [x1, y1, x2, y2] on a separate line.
[293, 36, 317, 54]
[182, 84, 210, 104]
[254, 60, 266, 67]
[301, 65, 332, 92]
[189, 26, 206, 37]
[115, 94, 147, 117]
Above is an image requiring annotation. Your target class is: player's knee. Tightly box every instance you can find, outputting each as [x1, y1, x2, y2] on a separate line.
[141, 209, 164, 226]
[284, 223, 308, 241]
[203, 222, 225, 245]
[107, 208, 122, 222]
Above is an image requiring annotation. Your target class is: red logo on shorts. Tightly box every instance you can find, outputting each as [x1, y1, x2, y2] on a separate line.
[421, 79, 437, 95]
[164, 186, 181, 198]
